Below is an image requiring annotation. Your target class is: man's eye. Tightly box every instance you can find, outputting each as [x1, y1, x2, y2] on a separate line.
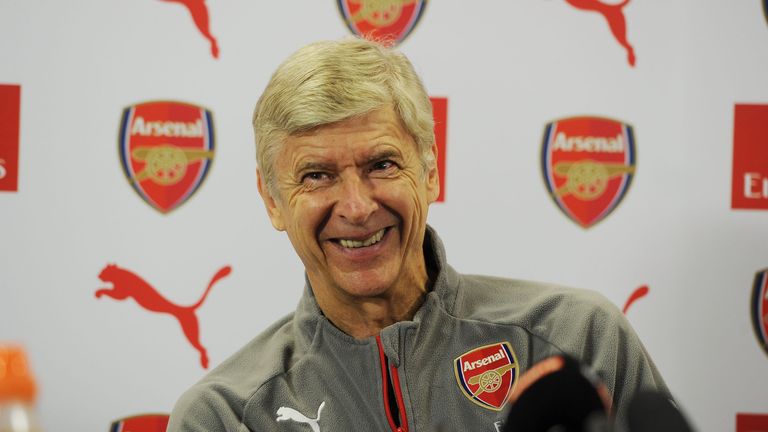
[371, 160, 397, 172]
[301, 172, 331, 184]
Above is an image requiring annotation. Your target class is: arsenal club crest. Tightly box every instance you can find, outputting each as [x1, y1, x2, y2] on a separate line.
[110, 414, 169, 432]
[119, 101, 215, 213]
[338, 0, 427, 46]
[751, 268, 768, 358]
[454, 342, 519, 411]
[542, 116, 636, 228]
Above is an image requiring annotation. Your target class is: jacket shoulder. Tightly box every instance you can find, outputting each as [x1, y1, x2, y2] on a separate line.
[451, 274, 634, 372]
[454, 274, 620, 330]
[451, 273, 669, 422]
[168, 313, 305, 431]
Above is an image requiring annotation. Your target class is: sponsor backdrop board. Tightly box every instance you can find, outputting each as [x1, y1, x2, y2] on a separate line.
[0, 1, 767, 431]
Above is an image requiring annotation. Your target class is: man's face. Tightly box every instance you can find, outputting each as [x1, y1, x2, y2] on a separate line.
[259, 106, 439, 302]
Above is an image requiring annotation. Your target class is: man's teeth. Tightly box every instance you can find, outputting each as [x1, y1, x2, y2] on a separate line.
[339, 229, 385, 249]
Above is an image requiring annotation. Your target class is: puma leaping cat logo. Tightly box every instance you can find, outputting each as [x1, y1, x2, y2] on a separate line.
[276, 401, 325, 432]
[158, 0, 219, 58]
[95, 264, 231, 368]
[565, 0, 636, 66]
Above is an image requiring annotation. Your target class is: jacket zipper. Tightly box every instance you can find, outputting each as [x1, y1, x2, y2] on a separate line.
[376, 335, 409, 432]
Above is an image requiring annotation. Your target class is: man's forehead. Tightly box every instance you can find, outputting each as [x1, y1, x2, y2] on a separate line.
[295, 106, 405, 138]
[286, 141, 407, 171]
[279, 109, 416, 164]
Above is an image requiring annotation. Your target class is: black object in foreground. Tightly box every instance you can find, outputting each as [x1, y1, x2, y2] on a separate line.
[503, 355, 696, 432]
[503, 355, 611, 432]
[626, 390, 694, 432]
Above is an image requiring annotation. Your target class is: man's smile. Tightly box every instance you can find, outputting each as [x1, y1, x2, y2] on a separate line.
[336, 227, 388, 249]
[323, 225, 396, 253]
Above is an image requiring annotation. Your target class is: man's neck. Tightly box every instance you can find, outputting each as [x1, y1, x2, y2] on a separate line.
[310, 269, 430, 340]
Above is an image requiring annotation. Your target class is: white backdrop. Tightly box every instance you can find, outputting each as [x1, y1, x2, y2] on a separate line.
[1, 1, 767, 431]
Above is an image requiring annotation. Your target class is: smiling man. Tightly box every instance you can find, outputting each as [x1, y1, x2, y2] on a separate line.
[261, 104, 437, 340]
[168, 38, 669, 432]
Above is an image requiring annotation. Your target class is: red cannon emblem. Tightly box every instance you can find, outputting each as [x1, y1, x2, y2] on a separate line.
[119, 101, 215, 214]
[455, 342, 519, 411]
[338, 0, 427, 46]
[542, 116, 636, 228]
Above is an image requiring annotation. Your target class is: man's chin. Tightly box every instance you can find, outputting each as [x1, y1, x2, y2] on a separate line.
[331, 271, 396, 299]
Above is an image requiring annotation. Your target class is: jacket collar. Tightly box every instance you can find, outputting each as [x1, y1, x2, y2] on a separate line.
[293, 225, 461, 348]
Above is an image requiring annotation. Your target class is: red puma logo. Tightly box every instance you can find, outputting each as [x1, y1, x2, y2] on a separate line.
[158, 0, 219, 59]
[95, 264, 231, 368]
[622, 284, 649, 314]
[564, 0, 636, 66]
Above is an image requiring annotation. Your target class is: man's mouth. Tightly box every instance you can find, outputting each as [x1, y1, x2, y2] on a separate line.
[337, 228, 387, 249]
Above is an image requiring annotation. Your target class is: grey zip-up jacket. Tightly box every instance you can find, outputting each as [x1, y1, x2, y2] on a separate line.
[168, 227, 668, 431]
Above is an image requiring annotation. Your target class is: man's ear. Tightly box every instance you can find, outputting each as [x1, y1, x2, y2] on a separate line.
[257, 169, 286, 231]
[426, 142, 440, 203]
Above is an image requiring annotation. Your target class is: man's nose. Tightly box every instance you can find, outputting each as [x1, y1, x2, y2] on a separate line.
[333, 176, 377, 224]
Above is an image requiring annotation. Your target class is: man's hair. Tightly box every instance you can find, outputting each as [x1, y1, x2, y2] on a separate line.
[252, 37, 435, 196]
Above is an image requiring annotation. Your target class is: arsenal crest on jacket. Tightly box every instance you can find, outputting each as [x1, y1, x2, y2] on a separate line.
[455, 342, 519, 411]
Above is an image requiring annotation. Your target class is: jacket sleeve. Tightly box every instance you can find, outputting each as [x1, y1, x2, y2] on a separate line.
[573, 292, 670, 426]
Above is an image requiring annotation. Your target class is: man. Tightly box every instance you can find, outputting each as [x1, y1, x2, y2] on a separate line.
[168, 37, 668, 431]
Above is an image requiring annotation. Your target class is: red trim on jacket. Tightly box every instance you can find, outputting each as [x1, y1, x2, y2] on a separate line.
[376, 335, 409, 432]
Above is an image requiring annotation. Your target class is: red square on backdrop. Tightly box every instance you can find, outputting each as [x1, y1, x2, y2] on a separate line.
[732, 104, 768, 210]
[430, 96, 447, 202]
[0, 84, 20, 192]
[110, 414, 169, 432]
[737, 413, 768, 432]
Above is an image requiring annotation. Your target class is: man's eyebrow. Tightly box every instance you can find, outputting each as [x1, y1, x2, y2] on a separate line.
[364, 149, 401, 164]
[296, 161, 334, 174]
